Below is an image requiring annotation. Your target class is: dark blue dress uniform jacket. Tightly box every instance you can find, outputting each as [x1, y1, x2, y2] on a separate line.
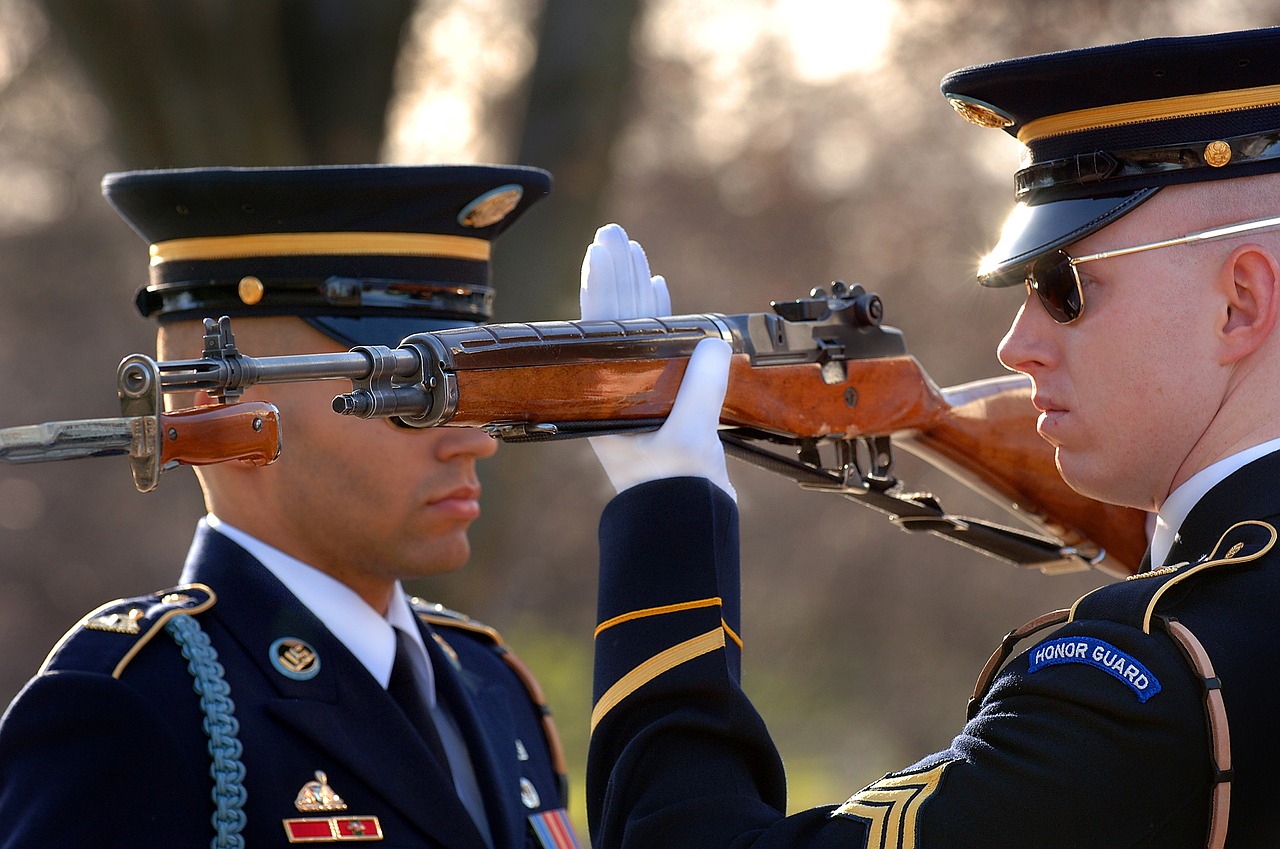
[0, 524, 571, 848]
[588, 455, 1280, 849]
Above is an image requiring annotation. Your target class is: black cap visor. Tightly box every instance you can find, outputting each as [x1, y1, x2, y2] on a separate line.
[978, 188, 1161, 287]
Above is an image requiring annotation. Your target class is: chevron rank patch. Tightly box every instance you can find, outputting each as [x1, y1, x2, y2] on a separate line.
[832, 759, 955, 848]
[1027, 637, 1161, 702]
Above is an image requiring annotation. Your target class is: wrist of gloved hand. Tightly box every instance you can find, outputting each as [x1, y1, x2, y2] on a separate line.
[589, 337, 736, 502]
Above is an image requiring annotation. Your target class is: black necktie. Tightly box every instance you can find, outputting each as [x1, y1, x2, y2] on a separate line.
[387, 627, 453, 777]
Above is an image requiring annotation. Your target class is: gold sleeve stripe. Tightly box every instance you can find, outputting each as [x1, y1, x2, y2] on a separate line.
[722, 619, 743, 650]
[594, 597, 722, 638]
[149, 232, 491, 265]
[590, 628, 725, 733]
[1019, 83, 1280, 144]
[832, 758, 955, 849]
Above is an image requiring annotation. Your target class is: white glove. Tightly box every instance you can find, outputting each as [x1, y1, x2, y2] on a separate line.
[580, 223, 736, 501]
[580, 222, 670, 320]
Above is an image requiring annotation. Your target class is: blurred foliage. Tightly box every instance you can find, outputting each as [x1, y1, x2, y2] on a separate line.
[2, 1, 1280, 842]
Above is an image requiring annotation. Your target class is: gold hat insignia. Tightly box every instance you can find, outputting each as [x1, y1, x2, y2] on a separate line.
[458, 184, 524, 228]
[946, 95, 1015, 129]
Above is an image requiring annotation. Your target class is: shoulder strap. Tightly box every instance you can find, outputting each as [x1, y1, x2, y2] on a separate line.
[968, 608, 1070, 720]
[1158, 616, 1231, 849]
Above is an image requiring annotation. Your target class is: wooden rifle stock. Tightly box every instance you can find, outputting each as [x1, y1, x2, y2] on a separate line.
[395, 289, 1149, 577]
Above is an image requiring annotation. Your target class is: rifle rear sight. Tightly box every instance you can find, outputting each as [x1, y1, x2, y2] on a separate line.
[770, 281, 883, 328]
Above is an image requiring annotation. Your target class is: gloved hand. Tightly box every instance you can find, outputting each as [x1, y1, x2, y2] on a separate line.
[580, 223, 736, 501]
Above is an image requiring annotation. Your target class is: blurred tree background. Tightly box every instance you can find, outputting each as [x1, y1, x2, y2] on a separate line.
[0, 0, 1277, 838]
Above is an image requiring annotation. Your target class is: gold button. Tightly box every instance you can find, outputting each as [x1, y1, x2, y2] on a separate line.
[238, 275, 265, 305]
[1204, 141, 1232, 168]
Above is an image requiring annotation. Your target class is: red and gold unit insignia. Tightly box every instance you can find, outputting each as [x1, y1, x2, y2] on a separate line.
[283, 816, 383, 843]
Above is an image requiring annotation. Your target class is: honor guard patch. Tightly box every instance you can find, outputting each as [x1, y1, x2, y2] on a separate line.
[1028, 636, 1161, 702]
[528, 808, 583, 849]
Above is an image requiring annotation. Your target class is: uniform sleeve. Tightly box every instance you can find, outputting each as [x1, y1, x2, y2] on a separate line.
[587, 478, 1215, 849]
[0, 670, 212, 848]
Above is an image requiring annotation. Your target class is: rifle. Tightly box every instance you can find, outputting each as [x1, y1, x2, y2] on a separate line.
[0, 283, 1149, 577]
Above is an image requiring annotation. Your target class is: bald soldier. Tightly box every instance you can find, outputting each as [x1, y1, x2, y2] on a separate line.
[581, 27, 1280, 849]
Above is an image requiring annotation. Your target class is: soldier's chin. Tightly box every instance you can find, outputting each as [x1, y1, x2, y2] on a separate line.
[1056, 451, 1141, 510]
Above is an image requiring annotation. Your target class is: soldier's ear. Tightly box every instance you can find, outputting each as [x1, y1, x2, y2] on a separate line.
[1216, 244, 1280, 365]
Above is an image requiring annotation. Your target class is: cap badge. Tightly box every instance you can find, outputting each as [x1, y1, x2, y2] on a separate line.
[1204, 140, 1233, 168]
[458, 184, 524, 228]
[946, 95, 1015, 129]
[271, 637, 321, 681]
[295, 770, 348, 812]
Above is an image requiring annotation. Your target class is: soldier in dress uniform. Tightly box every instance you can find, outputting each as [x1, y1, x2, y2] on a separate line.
[0, 164, 585, 849]
[581, 27, 1280, 849]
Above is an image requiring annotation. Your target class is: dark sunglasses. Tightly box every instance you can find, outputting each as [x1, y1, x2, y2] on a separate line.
[1025, 213, 1280, 324]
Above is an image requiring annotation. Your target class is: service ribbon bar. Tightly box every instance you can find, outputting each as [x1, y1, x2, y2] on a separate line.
[528, 808, 583, 849]
[283, 815, 383, 843]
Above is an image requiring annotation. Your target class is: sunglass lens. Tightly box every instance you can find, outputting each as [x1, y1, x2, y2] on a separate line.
[1027, 252, 1081, 323]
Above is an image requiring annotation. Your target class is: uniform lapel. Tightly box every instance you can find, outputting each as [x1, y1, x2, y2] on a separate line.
[422, 623, 526, 849]
[182, 526, 489, 849]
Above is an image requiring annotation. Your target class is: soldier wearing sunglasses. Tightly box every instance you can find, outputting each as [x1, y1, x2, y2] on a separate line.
[582, 26, 1280, 849]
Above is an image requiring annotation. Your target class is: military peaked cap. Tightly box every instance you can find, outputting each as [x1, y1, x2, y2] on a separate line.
[941, 26, 1280, 287]
[103, 164, 552, 347]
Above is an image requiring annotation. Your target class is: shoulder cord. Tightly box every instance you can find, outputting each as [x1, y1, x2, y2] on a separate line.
[165, 613, 248, 849]
[970, 611, 1230, 849]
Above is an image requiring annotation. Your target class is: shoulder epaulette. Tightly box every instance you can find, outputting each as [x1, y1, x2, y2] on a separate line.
[42, 583, 217, 679]
[409, 597, 507, 648]
[1071, 520, 1277, 633]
